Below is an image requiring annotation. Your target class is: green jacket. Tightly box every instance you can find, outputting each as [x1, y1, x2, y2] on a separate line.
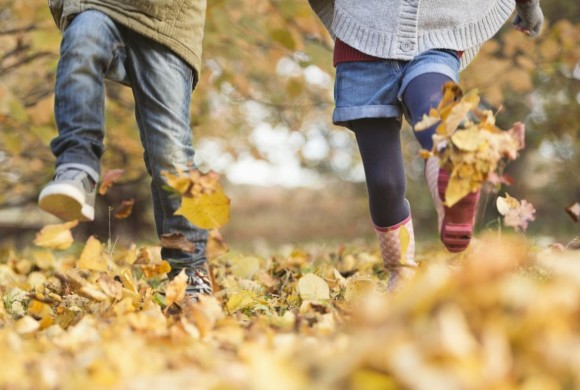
[48, 0, 206, 79]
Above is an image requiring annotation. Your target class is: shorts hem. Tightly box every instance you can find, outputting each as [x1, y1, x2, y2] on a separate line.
[333, 105, 402, 126]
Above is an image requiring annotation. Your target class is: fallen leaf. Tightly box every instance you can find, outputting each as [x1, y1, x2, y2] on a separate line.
[33, 221, 78, 250]
[298, 273, 330, 301]
[77, 236, 107, 272]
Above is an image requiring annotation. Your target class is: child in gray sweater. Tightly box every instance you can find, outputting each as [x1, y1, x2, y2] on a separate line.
[308, 0, 543, 289]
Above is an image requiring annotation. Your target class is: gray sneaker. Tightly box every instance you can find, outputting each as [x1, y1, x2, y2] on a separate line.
[38, 168, 96, 221]
[185, 267, 213, 301]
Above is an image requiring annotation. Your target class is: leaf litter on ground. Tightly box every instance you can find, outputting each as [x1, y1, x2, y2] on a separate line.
[1, 230, 580, 389]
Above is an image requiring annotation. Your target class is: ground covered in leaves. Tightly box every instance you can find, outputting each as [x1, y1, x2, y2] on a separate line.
[1, 230, 580, 390]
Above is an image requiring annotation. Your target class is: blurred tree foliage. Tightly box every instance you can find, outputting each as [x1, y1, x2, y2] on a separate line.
[0, 0, 578, 239]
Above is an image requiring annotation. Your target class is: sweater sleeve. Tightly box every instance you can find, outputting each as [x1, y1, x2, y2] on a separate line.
[308, 0, 335, 35]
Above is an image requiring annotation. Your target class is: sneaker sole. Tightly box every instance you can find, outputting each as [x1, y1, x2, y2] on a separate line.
[438, 169, 480, 253]
[38, 183, 95, 221]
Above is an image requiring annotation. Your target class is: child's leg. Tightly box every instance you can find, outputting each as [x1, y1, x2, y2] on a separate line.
[351, 118, 416, 290]
[122, 29, 210, 296]
[39, 11, 124, 221]
[403, 73, 480, 252]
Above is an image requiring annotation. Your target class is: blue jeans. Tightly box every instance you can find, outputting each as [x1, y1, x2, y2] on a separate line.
[51, 10, 207, 275]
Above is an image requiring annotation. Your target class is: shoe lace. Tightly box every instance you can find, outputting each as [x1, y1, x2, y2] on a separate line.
[186, 269, 212, 297]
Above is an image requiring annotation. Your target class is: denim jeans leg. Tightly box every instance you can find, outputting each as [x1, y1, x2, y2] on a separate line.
[122, 29, 208, 277]
[51, 11, 124, 179]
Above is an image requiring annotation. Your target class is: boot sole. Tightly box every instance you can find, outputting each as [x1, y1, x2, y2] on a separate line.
[38, 183, 94, 221]
[438, 169, 479, 252]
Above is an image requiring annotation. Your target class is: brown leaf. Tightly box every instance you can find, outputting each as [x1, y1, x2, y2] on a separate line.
[98, 169, 125, 195]
[160, 233, 196, 253]
[114, 198, 135, 219]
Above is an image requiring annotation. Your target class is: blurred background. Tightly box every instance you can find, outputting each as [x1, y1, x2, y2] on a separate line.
[0, 0, 578, 253]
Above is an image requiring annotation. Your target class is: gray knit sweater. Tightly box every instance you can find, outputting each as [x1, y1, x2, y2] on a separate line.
[308, 0, 516, 70]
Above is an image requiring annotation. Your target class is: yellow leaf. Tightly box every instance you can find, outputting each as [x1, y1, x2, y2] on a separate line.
[33, 221, 78, 250]
[141, 260, 172, 279]
[451, 126, 483, 152]
[414, 113, 440, 132]
[166, 269, 188, 307]
[175, 186, 231, 229]
[77, 236, 107, 272]
[226, 290, 257, 313]
[230, 256, 260, 279]
[298, 273, 330, 301]
[445, 174, 472, 207]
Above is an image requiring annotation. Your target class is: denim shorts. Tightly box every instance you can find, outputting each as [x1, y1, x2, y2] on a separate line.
[333, 49, 460, 128]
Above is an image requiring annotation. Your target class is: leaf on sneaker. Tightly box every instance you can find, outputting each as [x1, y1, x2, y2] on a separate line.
[166, 269, 188, 307]
[77, 236, 107, 272]
[298, 273, 330, 301]
[565, 202, 580, 223]
[175, 186, 231, 229]
[33, 221, 78, 250]
[114, 199, 135, 219]
[98, 169, 125, 195]
[160, 233, 196, 253]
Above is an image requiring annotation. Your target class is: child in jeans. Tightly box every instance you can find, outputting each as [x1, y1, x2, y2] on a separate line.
[308, 0, 543, 289]
[38, 1, 211, 300]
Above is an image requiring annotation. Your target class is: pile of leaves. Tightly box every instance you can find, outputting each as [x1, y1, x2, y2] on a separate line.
[416, 83, 525, 207]
[1, 225, 580, 389]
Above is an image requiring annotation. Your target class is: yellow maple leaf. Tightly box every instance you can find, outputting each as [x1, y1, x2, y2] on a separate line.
[175, 185, 231, 229]
[77, 236, 107, 272]
[33, 220, 78, 250]
[445, 173, 473, 207]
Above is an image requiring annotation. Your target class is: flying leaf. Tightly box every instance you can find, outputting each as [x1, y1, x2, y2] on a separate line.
[33, 221, 78, 250]
[451, 126, 483, 152]
[414, 111, 440, 132]
[565, 202, 580, 223]
[114, 199, 135, 219]
[298, 273, 330, 301]
[175, 187, 231, 229]
[77, 236, 107, 272]
[98, 169, 124, 195]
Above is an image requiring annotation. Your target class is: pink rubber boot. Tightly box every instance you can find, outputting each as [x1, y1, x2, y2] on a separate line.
[425, 157, 480, 252]
[374, 213, 417, 291]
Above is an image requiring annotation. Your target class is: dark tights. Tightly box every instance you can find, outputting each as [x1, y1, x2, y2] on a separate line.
[352, 73, 452, 228]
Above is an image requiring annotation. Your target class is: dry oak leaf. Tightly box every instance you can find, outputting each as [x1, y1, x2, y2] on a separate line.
[98, 169, 124, 195]
[33, 220, 78, 250]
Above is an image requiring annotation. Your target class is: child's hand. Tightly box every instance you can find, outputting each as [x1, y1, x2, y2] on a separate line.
[512, 0, 544, 37]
